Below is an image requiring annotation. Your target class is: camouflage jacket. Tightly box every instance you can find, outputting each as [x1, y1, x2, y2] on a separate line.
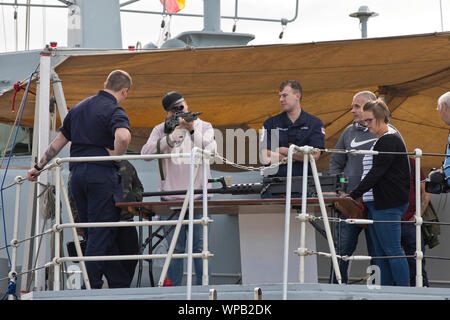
[68, 160, 144, 221]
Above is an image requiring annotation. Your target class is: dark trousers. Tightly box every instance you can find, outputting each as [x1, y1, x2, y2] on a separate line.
[70, 164, 129, 289]
[117, 226, 139, 286]
[401, 222, 429, 287]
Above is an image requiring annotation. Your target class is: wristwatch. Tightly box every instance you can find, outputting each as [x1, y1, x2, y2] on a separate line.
[34, 164, 42, 171]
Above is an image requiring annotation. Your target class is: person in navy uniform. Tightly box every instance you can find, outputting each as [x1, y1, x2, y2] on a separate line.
[260, 80, 325, 197]
[67, 159, 143, 288]
[27, 70, 133, 289]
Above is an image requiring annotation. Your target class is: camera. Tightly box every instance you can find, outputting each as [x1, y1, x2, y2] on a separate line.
[425, 168, 450, 194]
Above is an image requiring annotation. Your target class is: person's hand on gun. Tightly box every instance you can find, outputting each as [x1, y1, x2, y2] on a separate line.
[178, 117, 194, 132]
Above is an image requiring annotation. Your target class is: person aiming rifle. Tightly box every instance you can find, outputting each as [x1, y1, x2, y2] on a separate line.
[164, 104, 202, 134]
[141, 91, 216, 286]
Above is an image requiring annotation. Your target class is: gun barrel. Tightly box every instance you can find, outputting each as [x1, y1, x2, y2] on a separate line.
[182, 111, 202, 121]
[142, 183, 264, 197]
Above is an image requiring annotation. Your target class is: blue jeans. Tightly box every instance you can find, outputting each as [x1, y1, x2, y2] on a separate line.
[331, 220, 375, 284]
[401, 222, 429, 287]
[161, 198, 210, 286]
[365, 201, 410, 286]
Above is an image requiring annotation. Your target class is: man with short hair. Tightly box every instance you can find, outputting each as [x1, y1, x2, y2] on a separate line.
[141, 91, 216, 286]
[27, 70, 133, 289]
[437, 92, 450, 187]
[260, 80, 325, 189]
[328, 91, 382, 284]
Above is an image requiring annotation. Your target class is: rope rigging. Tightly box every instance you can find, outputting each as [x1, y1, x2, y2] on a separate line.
[11, 81, 36, 112]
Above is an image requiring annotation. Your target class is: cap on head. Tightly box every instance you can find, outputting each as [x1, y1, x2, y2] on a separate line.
[162, 91, 184, 111]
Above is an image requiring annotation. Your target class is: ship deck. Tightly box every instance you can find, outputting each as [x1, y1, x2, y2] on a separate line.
[21, 282, 450, 300]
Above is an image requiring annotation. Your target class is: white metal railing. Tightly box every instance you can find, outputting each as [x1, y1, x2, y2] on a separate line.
[1, 145, 447, 300]
[3, 147, 213, 300]
[282, 145, 342, 300]
[281, 145, 426, 299]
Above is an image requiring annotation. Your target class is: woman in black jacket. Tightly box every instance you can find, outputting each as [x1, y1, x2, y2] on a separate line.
[349, 99, 410, 286]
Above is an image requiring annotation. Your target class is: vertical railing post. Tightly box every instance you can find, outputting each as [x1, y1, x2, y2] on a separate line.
[53, 164, 61, 291]
[187, 147, 198, 299]
[309, 152, 342, 284]
[11, 176, 22, 274]
[35, 46, 52, 291]
[298, 150, 309, 283]
[282, 144, 296, 300]
[414, 149, 423, 287]
[21, 79, 40, 293]
[158, 165, 200, 287]
[202, 151, 209, 285]
[8, 176, 23, 299]
[59, 173, 91, 289]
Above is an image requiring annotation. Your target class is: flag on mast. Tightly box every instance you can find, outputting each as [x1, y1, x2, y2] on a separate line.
[160, 0, 185, 13]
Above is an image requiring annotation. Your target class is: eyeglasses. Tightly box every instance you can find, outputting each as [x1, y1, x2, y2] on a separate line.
[363, 118, 374, 123]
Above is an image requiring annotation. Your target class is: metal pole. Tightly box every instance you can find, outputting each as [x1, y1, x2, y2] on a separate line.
[158, 165, 200, 287]
[35, 47, 52, 291]
[414, 149, 423, 287]
[53, 253, 204, 264]
[282, 144, 295, 300]
[120, 0, 141, 7]
[187, 148, 197, 299]
[59, 219, 206, 229]
[14, 3, 18, 51]
[120, 0, 299, 24]
[54, 153, 192, 165]
[25, 0, 31, 50]
[203, 0, 221, 32]
[157, 186, 190, 285]
[202, 153, 209, 285]
[297, 151, 309, 283]
[20, 79, 40, 293]
[0, 2, 67, 8]
[8, 176, 23, 298]
[51, 72, 69, 122]
[360, 18, 368, 38]
[59, 174, 91, 289]
[53, 165, 61, 291]
[309, 153, 342, 284]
